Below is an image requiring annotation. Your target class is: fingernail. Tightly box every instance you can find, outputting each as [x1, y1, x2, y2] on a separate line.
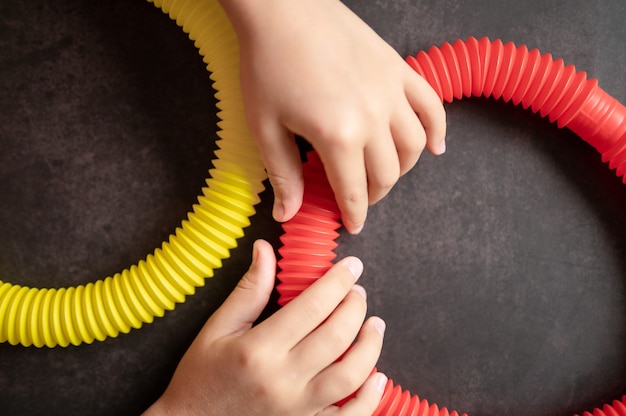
[351, 284, 367, 300]
[346, 257, 363, 281]
[375, 373, 388, 393]
[372, 317, 386, 336]
[436, 140, 447, 155]
[349, 223, 364, 235]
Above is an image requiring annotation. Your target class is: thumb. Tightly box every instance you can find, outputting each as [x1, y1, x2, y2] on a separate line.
[203, 240, 277, 338]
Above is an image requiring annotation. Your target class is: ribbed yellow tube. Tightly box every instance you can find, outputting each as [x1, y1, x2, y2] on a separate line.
[0, 0, 267, 348]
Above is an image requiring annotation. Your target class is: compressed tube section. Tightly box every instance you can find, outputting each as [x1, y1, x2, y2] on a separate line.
[0, 0, 267, 347]
[276, 152, 342, 306]
[277, 38, 626, 416]
[277, 151, 466, 416]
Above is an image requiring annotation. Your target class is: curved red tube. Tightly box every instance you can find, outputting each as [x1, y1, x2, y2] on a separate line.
[407, 37, 626, 181]
[276, 37, 626, 416]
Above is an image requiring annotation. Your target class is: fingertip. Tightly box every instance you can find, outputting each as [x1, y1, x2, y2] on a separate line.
[341, 208, 367, 235]
[272, 198, 287, 222]
[248, 240, 277, 286]
[346, 222, 365, 235]
[358, 371, 387, 404]
[432, 137, 447, 155]
[336, 371, 388, 414]
[372, 372, 389, 394]
[269, 166, 304, 223]
[343, 256, 364, 281]
[430, 106, 448, 156]
[256, 125, 304, 222]
[404, 68, 448, 157]
[251, 239, 272, 260]
[369, 316, 386, 337]
[272, 193, 302, 223]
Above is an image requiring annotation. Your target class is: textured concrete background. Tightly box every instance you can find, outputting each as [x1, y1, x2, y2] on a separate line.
[1, 1, 625, 415]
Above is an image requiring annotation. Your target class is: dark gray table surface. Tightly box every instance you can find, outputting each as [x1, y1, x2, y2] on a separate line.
[1, 1, 625, 415]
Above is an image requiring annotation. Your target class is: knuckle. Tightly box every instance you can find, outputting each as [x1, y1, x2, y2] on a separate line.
[334, 369, 366, 393]
[266, 170, 293, 190]
[231, 342, 267, 376]
[341, 189, 368, 208]
[315, 117, 364, 150]
[340, 198, 368, 227]
[371, 170, 398, 192]
[235, 272, 256, 293]
[252, 380, 285, 404]
[301, 296, 328, 322]
[326, 322, 356, 349]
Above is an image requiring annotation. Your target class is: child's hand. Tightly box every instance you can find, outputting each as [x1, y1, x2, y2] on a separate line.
[144, 240, 387, 416]
[219, 0, 447, 234]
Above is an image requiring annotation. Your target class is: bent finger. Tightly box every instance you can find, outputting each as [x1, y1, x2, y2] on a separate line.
[318, 147, 368, 234]
[364, 132, 400, 205]
[404, 66, 447, 155]
[255, 122, 305, 222]
[254, 256, 364, 349]
[331, 372, 388, 416]
[390, 101, 427, 176]
[308, 316, 386, 407]
[290, 285, 368, 378]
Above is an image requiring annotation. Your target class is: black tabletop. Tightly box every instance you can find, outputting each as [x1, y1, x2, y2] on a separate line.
[1, 1, 625, 415]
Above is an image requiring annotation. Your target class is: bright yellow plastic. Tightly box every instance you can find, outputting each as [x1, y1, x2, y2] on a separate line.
[0, 0, 267, 348]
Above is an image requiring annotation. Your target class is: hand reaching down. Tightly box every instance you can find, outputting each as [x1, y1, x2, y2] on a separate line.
[144, 240, 387, 416]
[219, 0, 447, 234]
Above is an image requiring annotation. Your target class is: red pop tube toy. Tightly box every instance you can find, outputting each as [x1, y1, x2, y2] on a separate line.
[277, 151, 466, 416]
[277, 37, 626, 416]
[407, 37, 626, 180]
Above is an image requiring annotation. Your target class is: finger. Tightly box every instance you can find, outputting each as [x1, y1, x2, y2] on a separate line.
[202, 240, 276, 339]
[290, 285, 367, 378]
[255, 256, 363, 349]
[330, 372, 388, 416]
[308, 316, 386, 407]
[403, 66, 447, 155]
[255, 122, 304, 222]
[390, 101, 427, 176]
[364, 132, 400, 205]
[318, 147, 368, 234]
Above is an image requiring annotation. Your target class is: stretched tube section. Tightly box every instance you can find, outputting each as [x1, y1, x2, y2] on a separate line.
[406, 37, 626, 181]
[277, 37, 626, 416]
[0, 0, 267, 347]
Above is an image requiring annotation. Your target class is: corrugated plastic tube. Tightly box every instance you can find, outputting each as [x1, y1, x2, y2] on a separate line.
[2, 1, 625, 414]
[407, 37, 626, 178]
[277, 37, 626, 416]
[0, 0, 268, 348]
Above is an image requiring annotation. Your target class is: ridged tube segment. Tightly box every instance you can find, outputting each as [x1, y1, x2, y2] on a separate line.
[406, 36, 626, 182]
[276, 152, 465, 416]
[276, 152, 342, 306]
[574, 396, 626, 416]
[0, 0, 267, 347]
[373, 378, 465, 416]
[278, 39, 626, 415]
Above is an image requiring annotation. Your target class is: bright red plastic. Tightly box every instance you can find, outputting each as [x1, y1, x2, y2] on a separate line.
[276, 37, 626, 416]
[276, 151, 467, 416]
[407, 37, 626, 180]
